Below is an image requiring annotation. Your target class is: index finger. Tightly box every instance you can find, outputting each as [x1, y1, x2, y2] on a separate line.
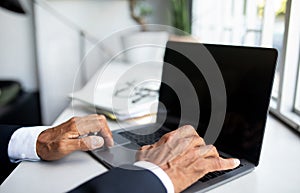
[97, 115, 114, 147]
[206, 157, 240, 172]
[75, 114, 113, 147]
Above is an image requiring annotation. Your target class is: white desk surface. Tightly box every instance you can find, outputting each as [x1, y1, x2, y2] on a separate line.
[1, 102, 300, 193]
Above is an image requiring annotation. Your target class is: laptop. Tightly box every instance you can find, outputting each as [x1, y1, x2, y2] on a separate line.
[90, 41, 278, 192]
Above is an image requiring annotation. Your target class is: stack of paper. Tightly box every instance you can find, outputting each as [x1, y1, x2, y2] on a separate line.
[69, 61, 162, 121]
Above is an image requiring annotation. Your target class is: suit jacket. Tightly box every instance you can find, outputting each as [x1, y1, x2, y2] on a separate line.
[0, 125, 167, 193]
[0, 125, 20, 184]
[70, 165, 166, 193]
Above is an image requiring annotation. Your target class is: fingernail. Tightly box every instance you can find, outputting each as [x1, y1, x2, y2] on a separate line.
[233, 159, 240, 167]
[91, 137, 104, 149]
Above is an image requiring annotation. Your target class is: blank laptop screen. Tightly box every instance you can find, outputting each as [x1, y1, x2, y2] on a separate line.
[158, 42, 277, 166]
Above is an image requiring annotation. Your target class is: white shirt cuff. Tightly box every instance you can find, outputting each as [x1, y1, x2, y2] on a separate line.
[8, 126, 49, 162]
[134, 161, 174, 193]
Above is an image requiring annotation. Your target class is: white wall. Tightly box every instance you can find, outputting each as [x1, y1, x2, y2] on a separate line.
[0, 1, 38, 92]
[35, 0, 170, 124]
[44, 0, 171, 38]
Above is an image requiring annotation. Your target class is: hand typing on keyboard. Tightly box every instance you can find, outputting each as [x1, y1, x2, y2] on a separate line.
[136, 125, 240, 193]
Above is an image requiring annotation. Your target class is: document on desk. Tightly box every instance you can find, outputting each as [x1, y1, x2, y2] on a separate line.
[69, 61, 162, 121]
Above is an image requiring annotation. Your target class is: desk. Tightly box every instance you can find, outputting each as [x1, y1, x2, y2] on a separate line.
[1, 102, 300, 193]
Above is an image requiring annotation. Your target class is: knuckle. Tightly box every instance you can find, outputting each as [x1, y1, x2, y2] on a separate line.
[69, 117, 78, 123]
[199, 137, 205, 145]
[206, 144, 213, 149]
[185, 125, 195, 130]
[98, 114, 106, 121]
[165, 132, 175, 140]
[207, 144, 216, 152]
[210, 145, 217, 152]
[140, 145, 150, 150]
[194, 136, 205, 145]
[70, 120, 78, 130]
[213, 158, 222, 170]
[184, 125, 196, 133]
[69, 117, 79, 127]
[162, 132, 171, 139]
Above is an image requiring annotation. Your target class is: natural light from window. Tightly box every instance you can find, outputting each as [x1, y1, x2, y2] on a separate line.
[192, 0, 300, 131]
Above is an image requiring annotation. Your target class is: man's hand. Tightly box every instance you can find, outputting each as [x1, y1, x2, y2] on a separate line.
[36, 114, 113, 160]
[136, 125, 240, 193]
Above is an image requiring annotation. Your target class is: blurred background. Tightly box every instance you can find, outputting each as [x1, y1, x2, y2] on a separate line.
[0, 0, 299, 133]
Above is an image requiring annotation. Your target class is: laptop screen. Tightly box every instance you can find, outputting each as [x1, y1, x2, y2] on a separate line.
[158, 42, 277, 166]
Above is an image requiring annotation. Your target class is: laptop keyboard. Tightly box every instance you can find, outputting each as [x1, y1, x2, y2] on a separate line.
[119, 129, 244, 183]
[118, 129, 167, 146]
[199, 164, 243, 182]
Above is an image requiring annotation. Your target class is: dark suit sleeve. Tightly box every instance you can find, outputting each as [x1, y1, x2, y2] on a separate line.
[0, 125, 21, 184]
[69, 166, 167, 193]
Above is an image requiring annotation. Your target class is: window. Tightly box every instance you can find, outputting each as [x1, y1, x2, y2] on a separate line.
[192, 0, 264, 46]
[192, 0, 300, 132]
[192, 0, 287, 102]
[269, 0, 287, 102]
[295, 67, 300, 114]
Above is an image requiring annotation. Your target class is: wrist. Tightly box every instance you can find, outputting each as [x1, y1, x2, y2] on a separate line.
[134, 161, 175, 193]
[36, 128, 53, 160]
[8, 126, 49, 162]
[161, 163, 187, 193]
[36, 130, 46, 159]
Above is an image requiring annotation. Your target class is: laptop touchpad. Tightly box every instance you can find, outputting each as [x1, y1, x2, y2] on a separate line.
[112, 133, 131, 145]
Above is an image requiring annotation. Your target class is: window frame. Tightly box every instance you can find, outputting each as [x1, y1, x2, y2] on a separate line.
[191, 0, 300, 133]
[292, 58, 300, 115]
[269, 0, 300, 133]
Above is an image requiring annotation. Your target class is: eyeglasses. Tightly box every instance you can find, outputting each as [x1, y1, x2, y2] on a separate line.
[113, 80, 159, 104]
